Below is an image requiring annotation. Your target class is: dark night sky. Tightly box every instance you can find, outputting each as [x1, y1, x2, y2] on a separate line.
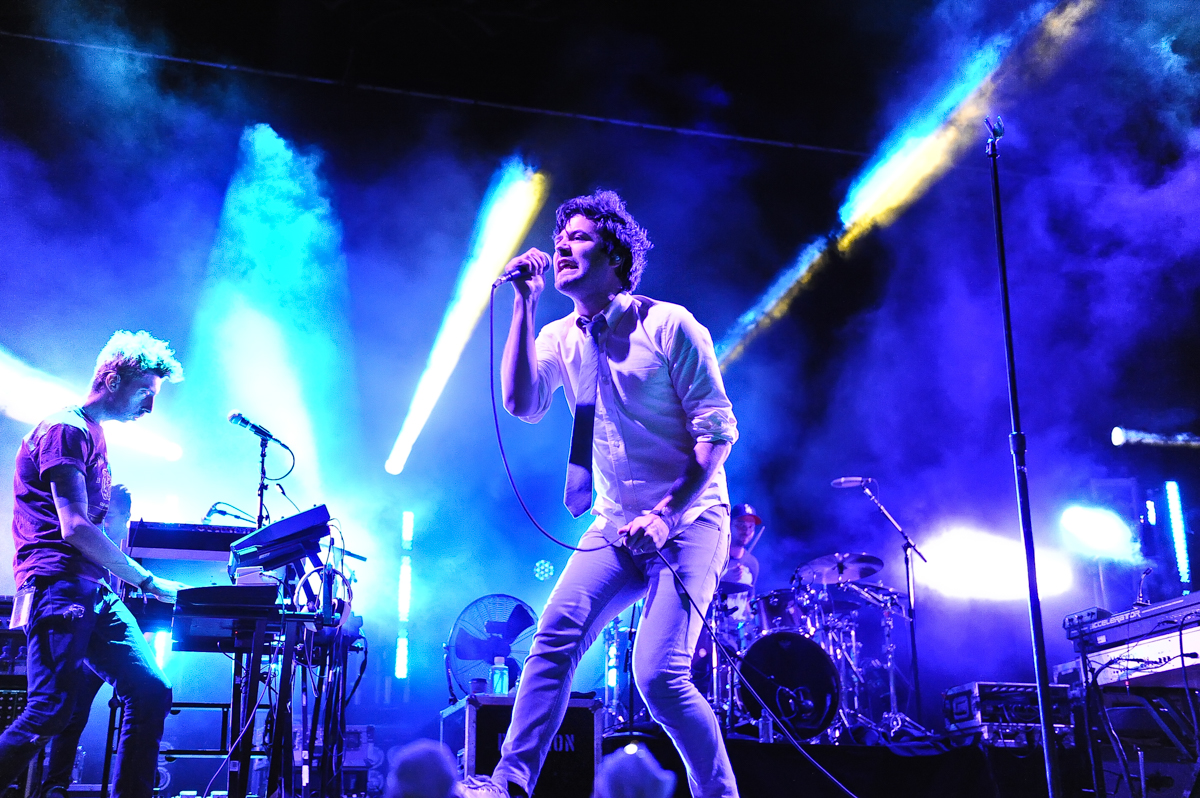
[1, 0, 1199, 755]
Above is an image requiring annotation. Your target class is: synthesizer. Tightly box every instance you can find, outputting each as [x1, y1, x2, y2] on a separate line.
[126, 520, 255, 562]
[1066, 592, 1200, 687]
[1065, 591, 1200, 651]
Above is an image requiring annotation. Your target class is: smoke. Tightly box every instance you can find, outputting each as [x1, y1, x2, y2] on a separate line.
[3, 0, 1200, 743]
[726, 0, 1200, 709]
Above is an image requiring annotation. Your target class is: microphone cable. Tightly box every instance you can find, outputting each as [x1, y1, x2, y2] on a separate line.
[488, 285, 613, 553]
[652, 548, 859, 798]
[489, 286, 860, 797]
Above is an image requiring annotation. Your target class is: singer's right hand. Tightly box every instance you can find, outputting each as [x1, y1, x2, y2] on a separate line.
[506, 248, 550, 299]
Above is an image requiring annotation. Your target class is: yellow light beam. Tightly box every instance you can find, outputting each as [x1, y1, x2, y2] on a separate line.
[385, 158, 549, 475]
[716, 0, 1098, 367]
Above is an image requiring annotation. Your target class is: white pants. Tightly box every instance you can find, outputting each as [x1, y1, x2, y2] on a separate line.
[492, 505, 739, 798]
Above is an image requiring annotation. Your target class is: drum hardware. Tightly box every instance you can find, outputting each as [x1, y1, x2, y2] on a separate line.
[716, 580, 753, 595]
[689, 550, 928, 745]
[752, 588, 804, 635]
[602, 601, 653, 735]
[693, 596, 753, 733]
[833, 479, 928, 722]
[877, 589, 931, 740]
[794, 552, 884, 586]
[803, 590, 883, 743]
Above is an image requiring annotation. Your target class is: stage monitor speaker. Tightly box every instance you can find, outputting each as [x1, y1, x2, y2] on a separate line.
[440, 694, 601, 798]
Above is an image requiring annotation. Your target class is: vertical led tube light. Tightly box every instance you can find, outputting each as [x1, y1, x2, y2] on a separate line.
[396, 510, 415, 679]
[1166, 482, 1189, 584]
[395, 632, 409, 680]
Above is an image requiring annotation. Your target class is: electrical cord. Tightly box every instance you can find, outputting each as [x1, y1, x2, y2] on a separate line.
[488, 285, 859, 798]
[203, 501, 257, 525]
[267, 441, 297, 481]
[343, 635, 370, 709]
[653, 548, 859, 798]
[202, 646, 281, 798]
[1080, 640, 1138, 798]
[1175, 613, 1200, 761]
[488, 286, 613, 553]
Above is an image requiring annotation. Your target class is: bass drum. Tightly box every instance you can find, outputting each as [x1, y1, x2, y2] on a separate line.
[738, 631, 839, 739]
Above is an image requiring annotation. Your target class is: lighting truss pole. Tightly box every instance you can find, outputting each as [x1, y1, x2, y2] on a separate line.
[984, 117, 1062, 798]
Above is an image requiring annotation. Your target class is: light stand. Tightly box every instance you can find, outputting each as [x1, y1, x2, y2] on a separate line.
[985, 116, 1062, 798]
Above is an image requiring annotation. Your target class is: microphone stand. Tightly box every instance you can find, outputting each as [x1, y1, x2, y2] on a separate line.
[255, 436, 269, 530]
[859, 483, 928, 733]
[985, 116, 1062, 798]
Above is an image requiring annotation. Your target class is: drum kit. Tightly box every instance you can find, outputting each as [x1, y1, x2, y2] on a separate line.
[602, 550, 930, 744]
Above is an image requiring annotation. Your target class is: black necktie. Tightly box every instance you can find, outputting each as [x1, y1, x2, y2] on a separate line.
[564, 314, 608, 517]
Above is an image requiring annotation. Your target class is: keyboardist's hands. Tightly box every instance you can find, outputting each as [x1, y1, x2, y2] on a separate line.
[144, 576, 190, 603]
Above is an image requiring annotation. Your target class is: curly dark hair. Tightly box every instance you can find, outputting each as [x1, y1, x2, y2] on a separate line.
[554, 190, 652, 292]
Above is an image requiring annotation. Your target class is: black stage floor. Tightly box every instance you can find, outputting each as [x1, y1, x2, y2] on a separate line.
[598, 735, 1086, 798]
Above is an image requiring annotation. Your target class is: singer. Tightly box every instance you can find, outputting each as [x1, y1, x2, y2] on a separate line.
[2, 331, 188, 798]
[461, 191, 739, 798]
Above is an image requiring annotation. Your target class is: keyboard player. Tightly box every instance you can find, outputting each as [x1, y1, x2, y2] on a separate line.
[37, 484, 131, 798]
[2, 331, 189, 798]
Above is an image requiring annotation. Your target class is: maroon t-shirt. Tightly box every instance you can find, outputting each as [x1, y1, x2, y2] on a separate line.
[12, 406, 110, 586]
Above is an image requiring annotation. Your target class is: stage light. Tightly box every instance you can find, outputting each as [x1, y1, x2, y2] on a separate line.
[395, 629, 409, 680]
[1059, 505, 1139, 562]
[402, 511, 415, 551]
[533, 559, 555, 582]
[921, 526, 1073, 600]
[1145, 499, 1157, 527]
[715, 0, 1098, 367]
[396, 510, 414, 678]
[0, 344, 183, 460]
[606, 638, 620, 689]
[190, 123, 352, 503]
[385, 157, 548, 475]
[152, 631, 171, 668]
[1166, 482, 1188, 584]
[398, 556, 412, 624]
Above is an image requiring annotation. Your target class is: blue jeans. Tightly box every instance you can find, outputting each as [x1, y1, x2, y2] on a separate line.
[493, 506, 739, 798]
[38, 664, 105, 797]
[0, 577, 171, 798]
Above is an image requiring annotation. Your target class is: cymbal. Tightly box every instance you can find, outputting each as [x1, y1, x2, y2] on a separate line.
[717, 580, 753, 595]
[796, 552, 884, 585]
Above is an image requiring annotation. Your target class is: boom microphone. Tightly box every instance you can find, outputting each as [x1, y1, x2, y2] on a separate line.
[228, 410, 279, 443]
[830, 477, 871, 489]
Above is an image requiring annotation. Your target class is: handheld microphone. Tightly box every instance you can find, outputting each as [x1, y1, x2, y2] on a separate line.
[831, 477, 871, 489]
[493, 250, 550, 288]
[492, 266, 528, 288]
[228, 410, 278, 443]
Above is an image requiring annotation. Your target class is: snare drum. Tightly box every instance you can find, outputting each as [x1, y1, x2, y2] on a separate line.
[752, 588, 803, 634]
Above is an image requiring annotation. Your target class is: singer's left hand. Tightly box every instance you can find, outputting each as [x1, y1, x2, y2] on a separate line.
[618, 513, 670, 552]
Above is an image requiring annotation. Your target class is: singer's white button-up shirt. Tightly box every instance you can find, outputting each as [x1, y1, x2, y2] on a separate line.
[520, 291, 738, 537]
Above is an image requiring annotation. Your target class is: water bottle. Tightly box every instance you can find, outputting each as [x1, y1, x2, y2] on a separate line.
[758, 713, 774, 743]
[490, 657, 509, 695]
